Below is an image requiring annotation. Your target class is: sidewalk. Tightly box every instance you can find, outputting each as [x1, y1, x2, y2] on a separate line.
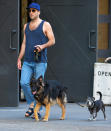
[0, 102, 111, 131]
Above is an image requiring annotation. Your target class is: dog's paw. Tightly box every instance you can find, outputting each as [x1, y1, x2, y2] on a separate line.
[93, 118, 96, 121]
[42, 118, 48, 122]
[60, 117, 65, 120]
[35, 117, 39, 122]
[88, 117, 92, 121]
[105, 118, 107, 121]
[35, 119, 39, 122]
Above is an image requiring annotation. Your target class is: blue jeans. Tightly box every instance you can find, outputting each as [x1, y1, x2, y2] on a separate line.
[20, 61, 47, 105]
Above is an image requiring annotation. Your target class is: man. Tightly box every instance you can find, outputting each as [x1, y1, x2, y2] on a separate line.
[17, 2, 55, 117]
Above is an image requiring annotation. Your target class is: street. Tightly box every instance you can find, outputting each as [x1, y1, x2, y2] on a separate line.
[0, 102, 111, 131]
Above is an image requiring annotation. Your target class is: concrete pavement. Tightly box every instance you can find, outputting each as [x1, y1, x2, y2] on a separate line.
[0, 102, 111, 131]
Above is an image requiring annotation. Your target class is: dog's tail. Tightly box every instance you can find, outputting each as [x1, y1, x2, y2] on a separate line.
[97, 91, 102, 100]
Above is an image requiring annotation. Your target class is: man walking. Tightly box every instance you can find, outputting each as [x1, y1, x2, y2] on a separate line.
[17, 2, 55, 117]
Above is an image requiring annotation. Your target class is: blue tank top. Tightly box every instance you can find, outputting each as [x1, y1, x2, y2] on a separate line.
[24, 20, 48, 62]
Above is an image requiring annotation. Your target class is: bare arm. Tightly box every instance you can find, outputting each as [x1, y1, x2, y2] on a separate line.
[36, 21, 55, 52]
[17, 24, 26, 70]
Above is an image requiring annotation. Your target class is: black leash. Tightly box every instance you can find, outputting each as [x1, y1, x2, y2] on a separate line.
[75, 102, 86, 107]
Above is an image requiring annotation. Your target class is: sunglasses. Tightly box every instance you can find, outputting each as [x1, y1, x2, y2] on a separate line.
[28, 9, 37, 13]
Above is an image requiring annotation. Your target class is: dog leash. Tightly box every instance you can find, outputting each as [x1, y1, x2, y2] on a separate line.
[75, 102, 86, 107]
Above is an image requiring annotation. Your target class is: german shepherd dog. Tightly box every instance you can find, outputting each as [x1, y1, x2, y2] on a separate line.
[30, 76, 67, 122]
[86, 91, 106, 120]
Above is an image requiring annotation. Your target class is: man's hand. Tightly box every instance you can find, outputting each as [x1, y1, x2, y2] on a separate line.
[17, 58, 22, 70]
[34, 45, 42, 52]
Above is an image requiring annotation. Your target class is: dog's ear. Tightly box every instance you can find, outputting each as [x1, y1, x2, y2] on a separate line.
[92, 97, 95, 101]
[38, 75, 43, 82]
[30, 75, 36, 86]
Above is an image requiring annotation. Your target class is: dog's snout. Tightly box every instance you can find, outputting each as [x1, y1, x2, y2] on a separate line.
[31, 86, 36, 92]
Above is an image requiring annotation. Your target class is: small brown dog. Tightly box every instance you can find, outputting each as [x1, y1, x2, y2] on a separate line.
[30, 76, 67, 121]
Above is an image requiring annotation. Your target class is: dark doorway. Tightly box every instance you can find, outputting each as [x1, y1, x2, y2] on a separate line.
[0, 0, 19, 106]
[37, 0, 97, 102]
